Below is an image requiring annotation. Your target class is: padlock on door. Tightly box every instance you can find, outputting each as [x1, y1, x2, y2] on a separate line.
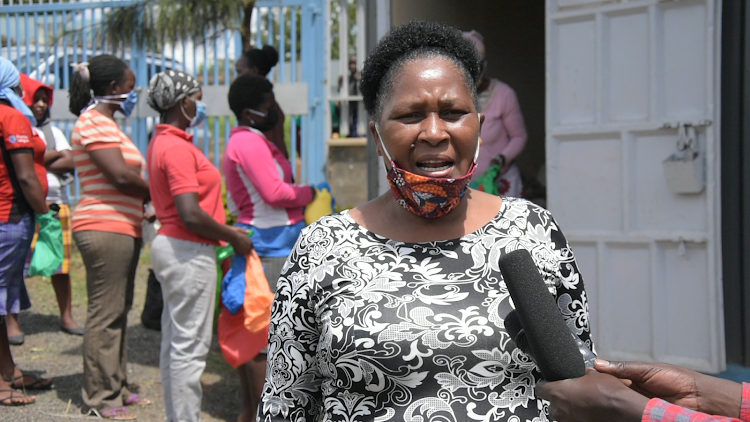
[662, 124, 705, 194]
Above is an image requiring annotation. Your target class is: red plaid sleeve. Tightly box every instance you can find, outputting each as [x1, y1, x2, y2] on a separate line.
[741, 382, 750, 422]
[642, 385, 750, 422]
[642, 398, 738, 422]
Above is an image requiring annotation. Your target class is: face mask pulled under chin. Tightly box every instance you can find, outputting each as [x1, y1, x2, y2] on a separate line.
[375, 115, 481, 219]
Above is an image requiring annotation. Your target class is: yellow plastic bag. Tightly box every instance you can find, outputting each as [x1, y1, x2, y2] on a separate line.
[304, 185, 334, 225]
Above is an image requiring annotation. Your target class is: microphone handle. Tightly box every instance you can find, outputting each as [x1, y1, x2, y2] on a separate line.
[512, 327, 597, 368]
[568, 327, 597, 368]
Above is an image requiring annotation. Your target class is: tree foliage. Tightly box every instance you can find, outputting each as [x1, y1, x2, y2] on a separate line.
[104, 0, 255, 52]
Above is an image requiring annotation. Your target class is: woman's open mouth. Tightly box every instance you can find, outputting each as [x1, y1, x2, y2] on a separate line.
[416, 159, 455, 177]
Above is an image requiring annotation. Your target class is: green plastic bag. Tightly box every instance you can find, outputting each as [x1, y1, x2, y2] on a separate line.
[29, 211, 63, 277]
[470, 164, 502, 196]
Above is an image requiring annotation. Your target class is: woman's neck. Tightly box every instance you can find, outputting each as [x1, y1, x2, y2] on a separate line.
[93, 102, 117, 120]
[162, 109, 189, 131]
[350, 189, 503, 243]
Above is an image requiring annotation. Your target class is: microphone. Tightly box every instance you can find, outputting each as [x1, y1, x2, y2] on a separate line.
[504, 309, 597, 369]
[498, 248, 590, 381]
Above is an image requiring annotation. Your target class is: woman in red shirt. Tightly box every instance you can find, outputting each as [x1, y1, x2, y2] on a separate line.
[146, 70, 253, 422]
[0, 57, 51, 406]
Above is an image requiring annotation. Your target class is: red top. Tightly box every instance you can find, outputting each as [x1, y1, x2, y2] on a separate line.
[0, 102, 48, 223]
[147, 124, 225, 245]
[642, 382, 750, 422]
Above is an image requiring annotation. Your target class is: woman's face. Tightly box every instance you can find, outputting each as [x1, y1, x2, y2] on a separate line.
[373, 56, 482, 179]
[31, 89, 50, 122]
[235, 57, 258, 77]
[110, 68, 136, 96]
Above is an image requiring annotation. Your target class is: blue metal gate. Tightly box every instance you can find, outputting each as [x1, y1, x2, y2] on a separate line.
[0, 0, 328, 201]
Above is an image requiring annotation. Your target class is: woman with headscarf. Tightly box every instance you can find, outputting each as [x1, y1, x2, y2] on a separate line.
[463, 30, 528, 198]
[146, 70, 253, 422]
[0, 57, 52, 406]
[8, 74, 83, 343]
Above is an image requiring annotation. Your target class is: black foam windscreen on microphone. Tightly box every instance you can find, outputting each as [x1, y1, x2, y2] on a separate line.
[503, 309, 530, 356]
[498, 249, 586, 381]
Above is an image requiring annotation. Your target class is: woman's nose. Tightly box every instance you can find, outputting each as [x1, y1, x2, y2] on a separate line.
[418, 114, 449, 146]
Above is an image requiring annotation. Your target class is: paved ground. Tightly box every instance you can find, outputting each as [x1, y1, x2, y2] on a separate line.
[2, 245, 242, 422]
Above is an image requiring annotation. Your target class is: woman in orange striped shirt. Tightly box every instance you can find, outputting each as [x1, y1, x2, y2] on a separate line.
[68, 55, 151, 421]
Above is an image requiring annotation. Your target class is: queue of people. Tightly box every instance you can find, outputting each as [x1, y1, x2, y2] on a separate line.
[0, 20, 743, 422]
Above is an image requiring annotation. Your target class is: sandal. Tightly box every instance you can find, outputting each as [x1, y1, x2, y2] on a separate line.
[99, 407, 137, 420]
[123, 393, 151, 406]
[0, 388, 35, 406]
[3, 370, 53, 390]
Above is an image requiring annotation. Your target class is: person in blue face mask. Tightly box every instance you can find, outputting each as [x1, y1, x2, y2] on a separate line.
[146, 70, 253, 422]
[68, 54, 152, 420]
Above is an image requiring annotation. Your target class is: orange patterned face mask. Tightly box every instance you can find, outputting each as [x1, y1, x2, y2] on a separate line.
[376, 119, 480, 219]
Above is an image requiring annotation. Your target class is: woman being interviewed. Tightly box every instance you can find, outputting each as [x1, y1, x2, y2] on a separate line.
[146, 70, 253, 422]
[69, 54, 151, 420]
[259, 21, 593, 422]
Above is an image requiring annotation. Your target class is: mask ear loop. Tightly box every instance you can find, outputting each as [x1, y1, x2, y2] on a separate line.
[472, 113, 482, 162]
[374, 124, 396, 164]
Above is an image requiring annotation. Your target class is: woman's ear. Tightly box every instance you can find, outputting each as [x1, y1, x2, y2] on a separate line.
[107, 80, 119, 95]
[369, 121, 382, 157]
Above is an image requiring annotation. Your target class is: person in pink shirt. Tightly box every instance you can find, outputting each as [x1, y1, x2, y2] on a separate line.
[223, 74, 314, 422]
[464, 30, 528, 197]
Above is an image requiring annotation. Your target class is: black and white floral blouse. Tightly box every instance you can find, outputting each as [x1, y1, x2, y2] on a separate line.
[259, 197, 593, 422]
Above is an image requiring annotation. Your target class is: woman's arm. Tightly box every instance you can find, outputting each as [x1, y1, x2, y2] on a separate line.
[259, 229, 323, 421]
[544, 208, 594, 351]
[235, 134, 313, 208]
[173, 193, 253, 255]
[88, 147, 150, 199]
[47, 149, 74, 174]
[10, 150, 49, 214]
[498, 86, 527, 165]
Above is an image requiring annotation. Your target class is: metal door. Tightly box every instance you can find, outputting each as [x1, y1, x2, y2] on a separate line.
[546, 0, 724, 372]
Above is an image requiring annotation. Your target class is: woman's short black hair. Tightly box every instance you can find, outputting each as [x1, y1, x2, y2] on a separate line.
[242, 45, 279, 77]
[360, 20, 481, 121]
[228, 74, 274, 119]
[69, 54, 129, 116]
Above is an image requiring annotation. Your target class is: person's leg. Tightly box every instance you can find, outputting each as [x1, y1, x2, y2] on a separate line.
[52, 205, 80, 332]
[152, 236, 175, 420]
[0, 216, 41, 403]
[51, 274, 81, 332]
[153, 236, 217, 422]
[236, 256, 284, 421]
[4, 313, 21, 341]
[119, 237, 141, 403]
[236, 354, 267, 422]
[0, 317, 35, 405]
[74, 230, 138, 414]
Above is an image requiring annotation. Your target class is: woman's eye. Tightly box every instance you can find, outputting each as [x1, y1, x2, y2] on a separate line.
[442, 110, 465, 120]
[397, 113, 422, 122]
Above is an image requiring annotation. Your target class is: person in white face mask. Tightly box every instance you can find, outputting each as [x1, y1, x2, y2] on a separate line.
[146, 70, 253, 422]
[68, 54, 151, 420]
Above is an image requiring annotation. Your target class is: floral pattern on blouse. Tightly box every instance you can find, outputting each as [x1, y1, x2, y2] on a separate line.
[259, 197, 593, 422]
